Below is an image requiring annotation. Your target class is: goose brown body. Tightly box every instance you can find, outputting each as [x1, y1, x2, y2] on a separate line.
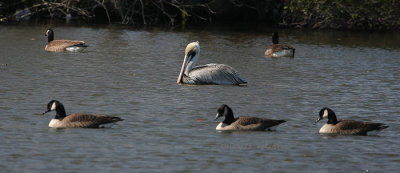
[316, 107, 388, 135]
[217, 116, 286, 131]
[265, 44, 295, 57]
[319, 120, 388, 135]
[265, 32, 295, 58]
[45, 28, 87, 52]
[49, 113, 122, 128]
[215, 104, 286, 131]
[45, 40, 86, 52]
[43, 100, 123, 128]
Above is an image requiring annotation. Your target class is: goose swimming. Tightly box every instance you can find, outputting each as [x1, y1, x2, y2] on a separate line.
[265, 32, 295, 58]
[177, 41, 246, 85]
[316, 107, 388, 135]
[42, 100, 123, 128]
[45, 28, 88, 52]
[215, 104, 286, 131]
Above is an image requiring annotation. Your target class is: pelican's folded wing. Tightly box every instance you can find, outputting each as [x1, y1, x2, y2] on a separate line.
[189, 64, 246, 85]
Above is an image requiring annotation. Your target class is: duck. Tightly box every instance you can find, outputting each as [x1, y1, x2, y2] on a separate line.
[215, 104, 286, 131]
[177, 41, 246, 85]
[265, 32, 295, 58]
[315, 107, 388, 135]
[45, 28, 88, 52]
[42, 100, 123, 128]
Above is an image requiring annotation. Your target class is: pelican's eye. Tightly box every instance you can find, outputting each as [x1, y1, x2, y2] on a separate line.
[187, 50, 196, 59]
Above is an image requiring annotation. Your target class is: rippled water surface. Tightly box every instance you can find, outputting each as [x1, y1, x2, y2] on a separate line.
[1, 24, 400, 172]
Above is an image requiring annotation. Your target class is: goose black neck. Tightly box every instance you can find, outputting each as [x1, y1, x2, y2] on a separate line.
[327, 110, 338, 125]
[54, 104, 66, 119]
[272, 32, 279, 44]
[47, 31, 54, 43]
[223, 106, 235, 125]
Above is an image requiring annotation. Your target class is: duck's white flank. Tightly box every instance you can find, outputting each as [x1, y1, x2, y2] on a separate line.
[268, 125, 278, 131]
[49, 119, 63, 128]
[65, 46, 85, 52]
[366, 130, 380, 136]
[272, 49, 294, 58]
[99, 123, 116, 128]
[319, 124, 335, 134]
[216, 122, 228, 131]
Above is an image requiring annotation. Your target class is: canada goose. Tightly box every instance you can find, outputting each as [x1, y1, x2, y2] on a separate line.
[42, 100, 123, 128]
[265, 32, 295, 58]
[45, 28, 87, 52]
[316, 107, 388, 135]
[215, 104, 286, 131]
[177, 41, 246, 85]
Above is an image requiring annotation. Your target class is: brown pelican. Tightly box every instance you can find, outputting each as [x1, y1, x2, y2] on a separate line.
[45, 28, 88, 52]
[265, 32, 295, 58]
[42, 100, 123, 128]
[215, 104, 286, 131]
[316, 107, 388, 135]
[177, 42, 246, 85]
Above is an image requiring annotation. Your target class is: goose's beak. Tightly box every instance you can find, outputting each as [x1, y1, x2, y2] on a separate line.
[315, 117, 322, 124]
[215, 113, 220, 120]
[42, 110, 50, 115]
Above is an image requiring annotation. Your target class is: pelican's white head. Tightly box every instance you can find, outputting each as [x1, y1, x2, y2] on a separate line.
[177, 41, 200, 83]
[184, 41, 200, 74]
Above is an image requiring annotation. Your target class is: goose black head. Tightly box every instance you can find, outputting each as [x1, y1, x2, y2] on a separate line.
[215, 104, 235, 125]
[45, 28, 54, 42]
[316, 107, 338, 124]
[42, 100, 66, 119]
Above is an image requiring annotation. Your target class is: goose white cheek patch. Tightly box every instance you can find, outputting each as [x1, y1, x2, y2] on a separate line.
[51, 102, 56, 111]
[323, 109, 328, 118]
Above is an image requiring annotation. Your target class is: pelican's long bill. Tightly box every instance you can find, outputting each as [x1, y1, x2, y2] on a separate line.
[177, 54, 189, 84]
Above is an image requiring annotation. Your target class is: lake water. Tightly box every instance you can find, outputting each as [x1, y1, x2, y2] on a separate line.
[0, 24, 399, 172]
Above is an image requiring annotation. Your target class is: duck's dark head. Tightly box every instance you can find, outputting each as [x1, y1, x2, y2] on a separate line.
[272, 32, 279, 44]
[215, 104, 235, 125]
[42, 100, 66, 119]
[316, 107, 338, 124]
[45, 28, 54, 42]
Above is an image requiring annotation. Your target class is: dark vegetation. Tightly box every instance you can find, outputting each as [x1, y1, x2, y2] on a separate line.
[1, 0, 399, 30]
[281, 0, 400, 30]
[0, 0, 281, 26]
